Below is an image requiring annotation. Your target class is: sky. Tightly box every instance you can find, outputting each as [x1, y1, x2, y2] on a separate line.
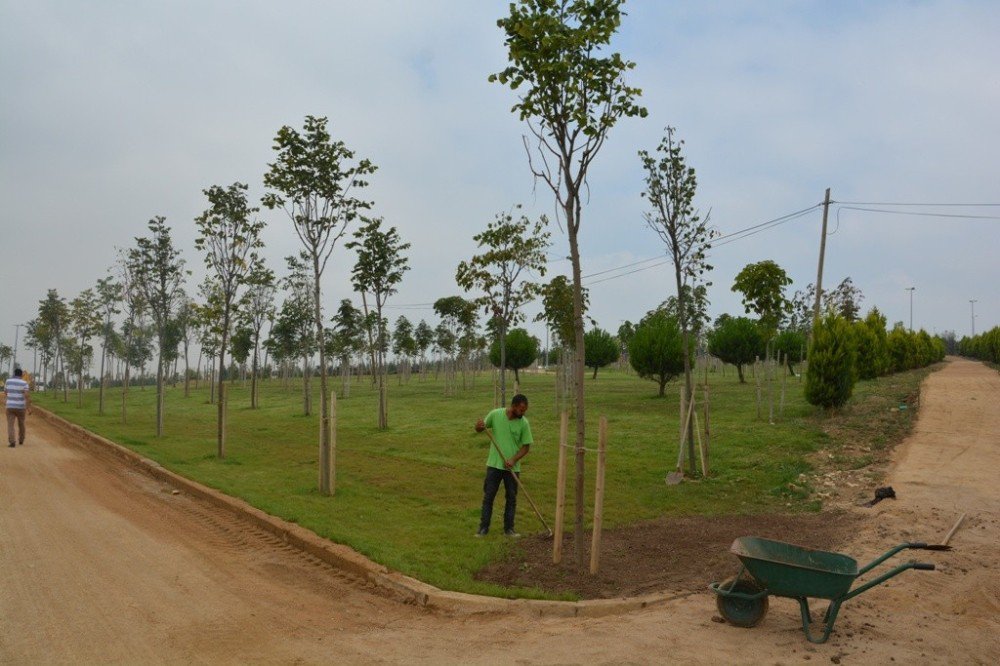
[2, 1, 998, 371]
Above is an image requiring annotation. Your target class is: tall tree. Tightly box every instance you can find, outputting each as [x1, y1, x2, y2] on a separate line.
[128, 217, 186, 437]
[492, 0, 645, 564]
[94, 275, 122, 414]
[263, 115, 376, 495]
[195, 182, 266, 457]
[347, 218, 410, 428]
[69, 289, 101, 407]
[242, 267, 276, 408]
[640, 127, 716, 469]
[456, 208, 549, 405]
[36, 290, 69, 398]
[732, 260, 792, 342]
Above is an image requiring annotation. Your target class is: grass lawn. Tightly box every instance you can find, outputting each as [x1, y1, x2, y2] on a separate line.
[34, 361, 933, 598]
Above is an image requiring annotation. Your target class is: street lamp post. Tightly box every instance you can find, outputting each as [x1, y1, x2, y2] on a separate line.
[11, 323, 24, 375]
[970, 299, 977, 336]
[906, 287, 916, 332]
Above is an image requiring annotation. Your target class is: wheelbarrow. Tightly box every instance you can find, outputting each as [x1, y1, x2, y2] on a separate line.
[709, 536, 944, 643]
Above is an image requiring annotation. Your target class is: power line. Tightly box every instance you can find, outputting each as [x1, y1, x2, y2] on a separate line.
[834, 201, 1000, 207]
[837, 206, 1000, 220]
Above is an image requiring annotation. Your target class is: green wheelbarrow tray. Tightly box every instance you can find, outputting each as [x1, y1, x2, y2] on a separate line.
[709, 536, 944, 644]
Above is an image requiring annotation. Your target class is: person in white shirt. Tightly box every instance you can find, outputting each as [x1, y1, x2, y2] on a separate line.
[4, 367, 31, 448]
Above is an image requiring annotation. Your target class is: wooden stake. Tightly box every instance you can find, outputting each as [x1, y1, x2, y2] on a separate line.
[218, 381, 227, 459]
[590, 415, 608, 574]
[703, 382, 711, 471]
[329, 392, 337, 495]
[780, 351, 787, 417]
[553, 411, 569, 564]
[694, 410, 708, 477]
[755, 356, 762, 419]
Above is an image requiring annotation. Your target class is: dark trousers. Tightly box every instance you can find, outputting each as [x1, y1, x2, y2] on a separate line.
[479, 466, 518, 533]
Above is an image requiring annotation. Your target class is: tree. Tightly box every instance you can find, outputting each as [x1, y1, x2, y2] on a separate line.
[331, 299, 364, 397]
[0, 344, 12, 377]
[707, 315, 763, 383]
[492, 0, 645, 564]
[628, 310, 686, 397]
[242, 268, 276, 408]
[732, 260, 792, 341]
[414, 320, 434, 378]
[195, 182, 266, 457]
[584, 327, 619, 379]
[94, 275, 121, 414]
[263, 115, 376, 495]
[129, 217, 186, 437]
[68, 288, 101, 406]
[173, 295, 198, 397]
[773, 328, 807, 376]
[37, 289, 69, 399]
[488, 328, 540, 384]
[824, 277, 864, 322]
[805, 313, 857, 409]
[534, 274, 591, 350]
[275, 255, 319, 415]
[347, 217, 410, 429]
[392, 315, 417, 382]
[456, 208, 549, 405]
[853, 308, 890, 379]
[433, 296, 477, 394]
[640, 126, 715, 472]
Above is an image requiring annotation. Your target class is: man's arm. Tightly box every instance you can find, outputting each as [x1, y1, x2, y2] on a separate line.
[504, 445, 530, 469]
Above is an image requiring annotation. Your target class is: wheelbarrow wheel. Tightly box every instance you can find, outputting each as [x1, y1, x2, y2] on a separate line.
[716, 576, 769, 628]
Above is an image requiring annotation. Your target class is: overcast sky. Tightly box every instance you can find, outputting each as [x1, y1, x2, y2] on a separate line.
[2, 1, 998, 370]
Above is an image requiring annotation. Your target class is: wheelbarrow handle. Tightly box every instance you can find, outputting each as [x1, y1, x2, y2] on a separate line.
[858, 542, 941, 575]
[913, 562, 935, 571]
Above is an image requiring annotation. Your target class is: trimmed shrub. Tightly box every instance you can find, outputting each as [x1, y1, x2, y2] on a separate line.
[628, 311, 686, 397]
[707, 316, 764, 383]
[805, 313, 857, 409]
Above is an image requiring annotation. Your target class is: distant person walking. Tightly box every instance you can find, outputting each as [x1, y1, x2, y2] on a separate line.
[473, 394, 533, 537]
[5, 367, 31, 448]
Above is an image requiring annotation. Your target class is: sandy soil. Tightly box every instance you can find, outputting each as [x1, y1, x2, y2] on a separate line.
[1, 356, 997, 664]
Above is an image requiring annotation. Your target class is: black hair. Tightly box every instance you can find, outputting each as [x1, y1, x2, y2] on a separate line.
[13, 368, 23, 377]
[511, 394, 528, 406]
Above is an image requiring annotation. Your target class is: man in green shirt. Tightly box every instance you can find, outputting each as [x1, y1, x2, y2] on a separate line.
[474, 394, 533, 537]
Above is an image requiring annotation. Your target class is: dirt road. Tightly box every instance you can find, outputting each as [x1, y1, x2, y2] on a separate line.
[2, 357, 997, 664]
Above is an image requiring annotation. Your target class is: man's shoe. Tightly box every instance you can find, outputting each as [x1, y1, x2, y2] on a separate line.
[504, 529, 521, 538]
[8, 443, 14, 448]
[475, 528, 488, 538]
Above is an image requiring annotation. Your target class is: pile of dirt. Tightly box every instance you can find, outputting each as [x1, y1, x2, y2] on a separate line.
[475, 511, 862, 599]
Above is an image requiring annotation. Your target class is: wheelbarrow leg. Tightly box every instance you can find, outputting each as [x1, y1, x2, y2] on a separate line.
[797, 598, 842, 644]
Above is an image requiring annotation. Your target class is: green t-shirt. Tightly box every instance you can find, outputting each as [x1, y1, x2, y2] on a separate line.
[484, 407, 533, 472]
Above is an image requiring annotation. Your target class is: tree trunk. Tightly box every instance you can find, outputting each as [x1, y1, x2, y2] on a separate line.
[568, 211, 587, 568]
[217, 305, 230, 458]
[99, 329, 108, 415]
[155, 352, 164, 437]
[311, 255, 333, 495]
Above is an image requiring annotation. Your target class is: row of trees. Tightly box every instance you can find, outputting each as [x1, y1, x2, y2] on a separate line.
[958, 326, 1000, 365]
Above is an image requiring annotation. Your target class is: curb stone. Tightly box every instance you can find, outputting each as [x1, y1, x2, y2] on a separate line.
[35, 407, 686, 617]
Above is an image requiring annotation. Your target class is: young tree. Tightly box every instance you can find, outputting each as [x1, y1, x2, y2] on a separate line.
[347, 217, 410, 429]
[331, 299, 364, 397]
[392, 315, 417, 383]
[195, 182, 266, 457]
[732, 260, 792, 342]
[640, 127, 715, 472]
[773, 328, 807, 376]
[37, 289, 70, 400]
[628, 310, 686, 397]
[805, 313, 857, 409]
[263, 115, 376, 495]
[128, 217, 186, 437]
[242, 268, 276, 408]
[584, 327, 620, 379]
[94, 275, 122, 414]
[414, 319, 434, 379]
[69, 288, 101, 406]
[492, 0, 645, 564]
[456, 208, 549, 405]
[707, 315, 764, 383]
[173, 294, 198, 397]
[489, 328, 540, 384]
[853, 308, 890, 379]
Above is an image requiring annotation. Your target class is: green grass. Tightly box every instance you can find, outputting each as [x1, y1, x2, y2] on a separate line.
[34, 363, 930, 598]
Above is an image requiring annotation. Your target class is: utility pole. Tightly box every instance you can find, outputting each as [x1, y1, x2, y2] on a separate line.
[906, 287, 916, 332]
[970, 299, 977, 336]
[810, 188, 832, 339]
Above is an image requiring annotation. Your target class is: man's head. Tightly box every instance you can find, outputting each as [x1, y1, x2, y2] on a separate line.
[13, 368, 23, 377]
[509, 394, 528, 419]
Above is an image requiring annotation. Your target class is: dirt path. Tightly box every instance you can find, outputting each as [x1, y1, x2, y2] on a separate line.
[2, 357, 997, 664]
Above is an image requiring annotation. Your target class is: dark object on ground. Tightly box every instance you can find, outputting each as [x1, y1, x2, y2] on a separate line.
[862, 486, 896, 507]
